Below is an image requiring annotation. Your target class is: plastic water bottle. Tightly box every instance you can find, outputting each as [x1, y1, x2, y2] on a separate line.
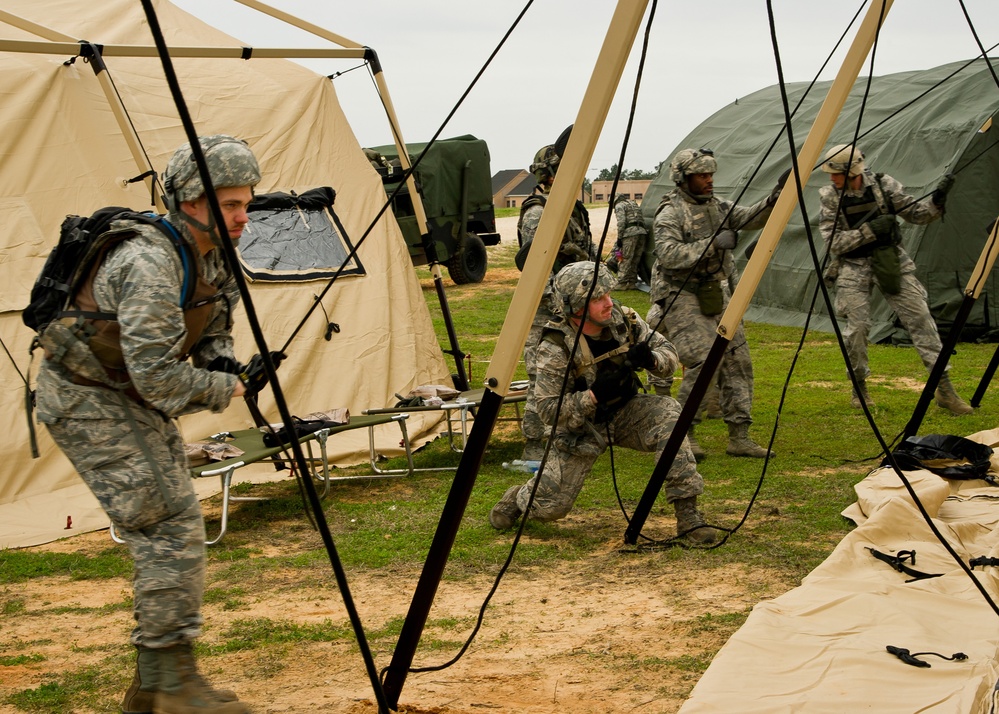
[502, 459, 541, 473]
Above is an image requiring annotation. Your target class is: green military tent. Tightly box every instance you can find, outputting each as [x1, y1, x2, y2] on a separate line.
[641, 57, 999, 344]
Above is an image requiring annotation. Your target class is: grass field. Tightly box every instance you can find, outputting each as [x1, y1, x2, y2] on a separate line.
[2, 237, 997, 713]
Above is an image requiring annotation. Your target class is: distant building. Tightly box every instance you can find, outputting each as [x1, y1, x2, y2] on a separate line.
[492, 169, 592, 208]
[589, 178, 651, 204]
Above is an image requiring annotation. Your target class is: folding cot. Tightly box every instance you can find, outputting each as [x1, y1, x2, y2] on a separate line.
[110, 412, 418, 545]
[363, 382, 529, 452]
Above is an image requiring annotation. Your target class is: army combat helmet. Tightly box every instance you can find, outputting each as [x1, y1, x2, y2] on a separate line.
[530, 145, 560, 186]
[554, 260, 612, 317]
[163, 134, 261, 211]
[821, 143, 865, 176]
[669, 147, 717, 185]
[529, 124, 574, 189]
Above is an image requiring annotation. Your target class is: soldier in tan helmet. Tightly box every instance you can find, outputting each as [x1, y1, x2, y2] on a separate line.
[817, 142, 971, 415]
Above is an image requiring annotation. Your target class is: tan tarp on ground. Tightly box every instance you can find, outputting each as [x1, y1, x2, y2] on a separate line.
[680, 428, 999, 713]
[0, 0, 451, 549]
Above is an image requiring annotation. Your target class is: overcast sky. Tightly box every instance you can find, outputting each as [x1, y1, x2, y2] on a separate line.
[170, 0, 999, 179]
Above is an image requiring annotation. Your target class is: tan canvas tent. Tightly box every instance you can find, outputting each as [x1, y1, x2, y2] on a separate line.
[0, 0, 451, 548]
[680, 428, 999, 713]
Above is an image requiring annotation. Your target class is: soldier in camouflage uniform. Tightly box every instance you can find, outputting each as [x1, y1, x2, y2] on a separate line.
[34, 136, 266, 714]
[817, 143, 971, 414]
[491, 261, 715, 544]
[610, 194, 648, 291]
[649, 148, 785, 460]
[516, 131, 595, 461]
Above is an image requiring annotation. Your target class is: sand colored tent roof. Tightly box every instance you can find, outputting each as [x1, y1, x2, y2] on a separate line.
[0, 0, 451, 548]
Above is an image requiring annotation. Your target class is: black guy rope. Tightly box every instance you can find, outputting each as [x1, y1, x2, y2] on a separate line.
[137, 3, 391, 711]
[768, 0, 999, 620]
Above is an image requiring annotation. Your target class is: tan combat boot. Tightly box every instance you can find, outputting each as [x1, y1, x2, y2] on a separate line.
[124, 646, 239, 714]
[726, 423, 773, 458]
[673, 497, 716, 544]
[121, 647, 159, 714]
[850, 380, 875, 409]
[935, 375, 974, 416]
[489, 485, 523, 530]
[154, 644, 247, 714]
[686, 426, 706, 462]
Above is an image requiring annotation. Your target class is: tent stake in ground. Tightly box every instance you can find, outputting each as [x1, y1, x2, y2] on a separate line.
[625, 0, 896, 545]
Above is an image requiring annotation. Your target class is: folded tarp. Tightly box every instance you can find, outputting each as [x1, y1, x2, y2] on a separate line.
[680, 428, 999, 713]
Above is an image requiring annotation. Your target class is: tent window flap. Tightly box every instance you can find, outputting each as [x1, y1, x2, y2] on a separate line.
[239, 187, 365, 282]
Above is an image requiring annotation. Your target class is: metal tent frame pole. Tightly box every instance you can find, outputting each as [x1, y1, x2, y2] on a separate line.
[381, 2, 652, 707]
[625, 0, 896, 545]
[903, 220, 999, 439]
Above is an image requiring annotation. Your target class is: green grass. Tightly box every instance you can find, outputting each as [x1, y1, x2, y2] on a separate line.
[0, 549, 131, 584]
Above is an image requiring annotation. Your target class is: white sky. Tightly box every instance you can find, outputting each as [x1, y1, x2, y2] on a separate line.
[170, 0, 999, 179]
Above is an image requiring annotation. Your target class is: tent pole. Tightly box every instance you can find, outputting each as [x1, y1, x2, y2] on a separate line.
[367, 54, 471, 390]
[625, 0, 896, 545]
[230, 0, 471, 390]
[971, 340, 999, 407]
[0, 37, 366, 59]
[0, 15, 163, 210]
[78, 44, 165, 212]
[903, 220, 999, 438]
[382, 3, 650, 708]
[232, 0, 364, 49]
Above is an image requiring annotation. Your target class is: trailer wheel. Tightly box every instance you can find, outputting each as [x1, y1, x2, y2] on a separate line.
[446, 233, 488, 284]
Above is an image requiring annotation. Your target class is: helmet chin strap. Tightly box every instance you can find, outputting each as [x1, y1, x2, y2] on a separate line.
[175, 204, 221, 245]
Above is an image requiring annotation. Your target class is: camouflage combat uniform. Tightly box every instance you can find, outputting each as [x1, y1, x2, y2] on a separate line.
[35, 220, 240, 650]
[649, 187, 772, 427]
[518, 195, 594, 453]
[508, 302, 702, 521]
[818, 170, 945, 381]
[612, 196, 647, 289]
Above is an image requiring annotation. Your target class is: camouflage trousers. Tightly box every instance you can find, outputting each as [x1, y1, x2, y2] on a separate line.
[615, 232, 644, 287]
[835, 261, 945, 381]
[654, 287, 755, 426]
[43, 405, 205, 648]
[510, 393, 703, 521]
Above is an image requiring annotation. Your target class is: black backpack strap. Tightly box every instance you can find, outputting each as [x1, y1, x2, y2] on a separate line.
[130, 214, 197, 307]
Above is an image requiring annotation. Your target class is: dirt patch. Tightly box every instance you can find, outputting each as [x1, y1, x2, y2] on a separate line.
[2, 523, 793, 714]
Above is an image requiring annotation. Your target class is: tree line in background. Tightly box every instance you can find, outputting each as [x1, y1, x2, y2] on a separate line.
[593, 162, 665, 181]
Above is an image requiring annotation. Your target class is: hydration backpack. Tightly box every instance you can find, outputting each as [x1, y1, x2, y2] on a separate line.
[22, 207, 194, 333]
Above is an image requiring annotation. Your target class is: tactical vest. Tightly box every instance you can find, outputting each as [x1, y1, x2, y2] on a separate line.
[840, 174, 893, 259]
[615, 198, 646, 237]
[61, 225, 225, 402]
[518, 193, 593, 270]
[542, 304, 641, 381]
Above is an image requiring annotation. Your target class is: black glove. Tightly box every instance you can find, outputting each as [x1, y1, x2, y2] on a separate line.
[589, 363, 638, 422]
[624, 342, 656, 371]
[206, 355, 241, 374]
[767, 167, 792, 205]
[713, 229, 738, 251]
[238, 351, 287, 398]
[866, 214, 898, 246]
[931, 173, 956, 210]
[744, 238, 759, 259]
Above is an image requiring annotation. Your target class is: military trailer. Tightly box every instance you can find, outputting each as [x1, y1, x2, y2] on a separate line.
[366, 134, 500, 284]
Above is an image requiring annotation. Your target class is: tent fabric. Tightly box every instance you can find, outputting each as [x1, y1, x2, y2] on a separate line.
[641, 58, 999, 343]
[680, 428, 999, 713]
[0, 0, 452, 549]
